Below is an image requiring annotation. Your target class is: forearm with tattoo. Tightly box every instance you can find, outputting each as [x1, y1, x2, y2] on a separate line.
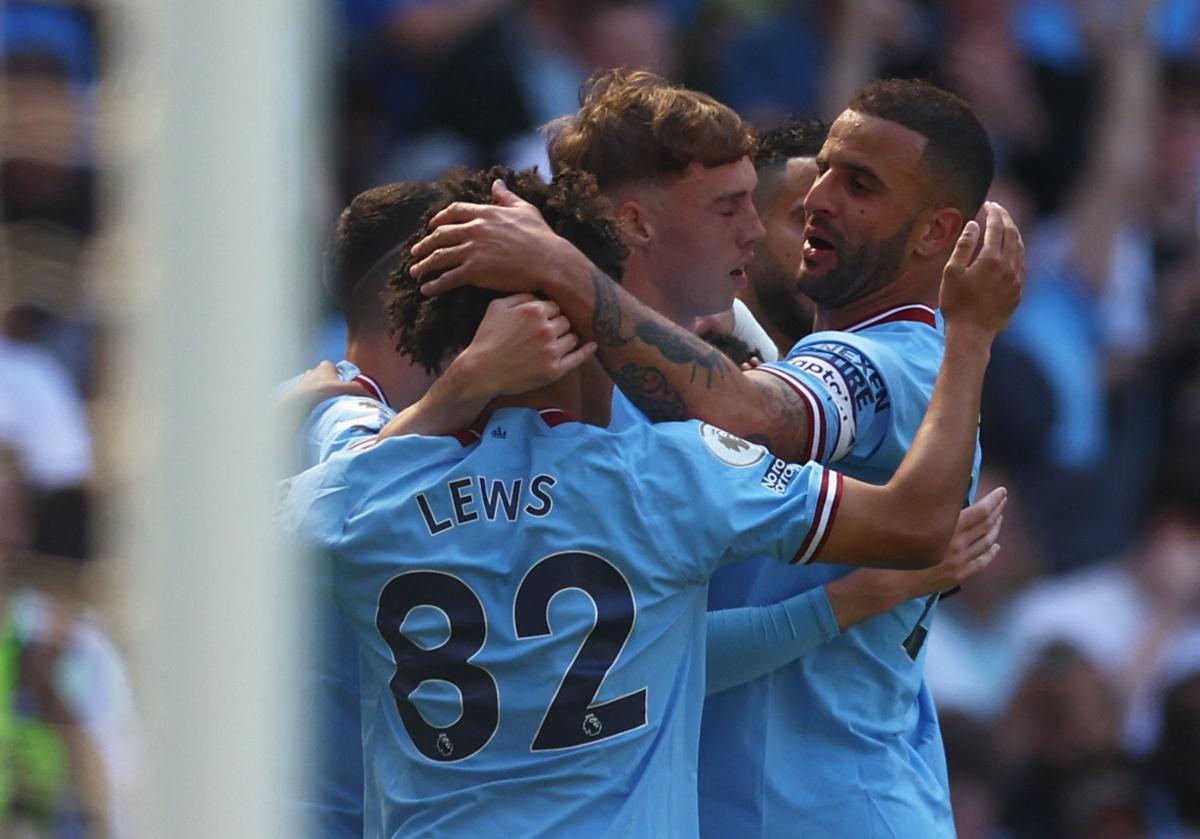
[578, 268, 813, 458]
[589, 270, 736, 418]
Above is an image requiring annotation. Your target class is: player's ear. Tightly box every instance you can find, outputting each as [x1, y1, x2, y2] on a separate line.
[912, 206, 963, 258]
[615, 199, 655, 247]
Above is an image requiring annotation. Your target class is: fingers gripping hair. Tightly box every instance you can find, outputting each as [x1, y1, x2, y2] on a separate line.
[388, 165, 630, 374]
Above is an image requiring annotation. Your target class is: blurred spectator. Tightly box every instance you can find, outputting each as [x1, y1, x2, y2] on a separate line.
[997, 642, 1129, 838]
[0, 435, 138, 838]
[0, 583, 141, 838]
[1006, 469, 1200, 754]
[980, 0, 1161, 571]
[941, 709, 1011, 839]
[925, 470, 1040, 719]
[3, 4, 101, 397]
[0, 332, 91, 562]
[1144, 671, 1200, 839]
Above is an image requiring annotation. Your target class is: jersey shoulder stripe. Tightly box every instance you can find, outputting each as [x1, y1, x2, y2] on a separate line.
[792, 469, 842, 564]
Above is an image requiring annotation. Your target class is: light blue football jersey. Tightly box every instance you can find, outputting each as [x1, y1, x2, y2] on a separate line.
[297, 361, 395, 467]
[287, 406, 843, 839]
[292, 360, 395, 838]
[606, 386, 647, 432]
[699, 305, 981, 838]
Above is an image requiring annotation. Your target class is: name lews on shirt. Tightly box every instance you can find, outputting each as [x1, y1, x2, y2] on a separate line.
[416, 474, 557, 536]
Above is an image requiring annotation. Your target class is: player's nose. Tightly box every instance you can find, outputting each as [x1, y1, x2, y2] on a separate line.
[741, 208, 766, 247]
[803, 171, 835, 217]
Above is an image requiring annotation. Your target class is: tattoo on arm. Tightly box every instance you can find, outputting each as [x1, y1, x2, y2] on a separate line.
[589, 269, 802, 440]
[748, 373, 813, 461]
[602, 353, 688, 421]
[591, 270, 630, 347]
[590, 269, 733, 386]
[631, 320, 728, 388]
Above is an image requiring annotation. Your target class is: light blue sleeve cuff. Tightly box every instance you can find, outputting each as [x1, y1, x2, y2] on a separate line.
[704, 586, 842, 696]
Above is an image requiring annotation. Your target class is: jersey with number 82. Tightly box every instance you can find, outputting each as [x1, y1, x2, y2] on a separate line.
[287, 407, 841, 839]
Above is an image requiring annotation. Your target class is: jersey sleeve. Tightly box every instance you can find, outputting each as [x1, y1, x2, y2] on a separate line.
[302, 396, 396, 466]
[626, 421, 844, 582]
[755, 337, 892, 464]
[704, 586, 840, 695]
[281, 452, 362, 551]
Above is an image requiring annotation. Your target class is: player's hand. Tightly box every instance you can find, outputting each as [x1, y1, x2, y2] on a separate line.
[279, 361, 369, 415]
[883, 485, 1006, 591]
[883, 486, 1006, 602]
[825, 487, 1006, 631]
[939, 201, 1024, 340]
[455, 294, 597, 396]
[930, 485, 1007, 591]
[879, 486, 1006, 601]
[411, 180, 588, 297]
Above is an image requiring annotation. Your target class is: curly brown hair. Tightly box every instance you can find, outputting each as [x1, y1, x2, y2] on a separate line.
[389, 166, 629, 374]
[547, 69, 755, 192]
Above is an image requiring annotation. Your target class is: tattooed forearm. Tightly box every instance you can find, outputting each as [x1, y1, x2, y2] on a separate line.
[589, 268, 734, 390]
[591, 269, 631, 347]
[602, 352, 689, 421]
[749, 373, 812, 461]
[632, 319, 731, 388]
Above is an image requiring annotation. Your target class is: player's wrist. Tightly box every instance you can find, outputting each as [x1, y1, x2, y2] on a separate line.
[444, 349, 499, 405]
[541, 237, 600, 301]
[942, 323, 994, 361]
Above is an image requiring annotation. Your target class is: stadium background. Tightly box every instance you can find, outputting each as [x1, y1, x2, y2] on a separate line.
[1, 0, 1199, 836]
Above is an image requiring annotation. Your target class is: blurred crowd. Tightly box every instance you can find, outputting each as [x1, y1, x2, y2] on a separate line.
[4, 0, 1200, 836]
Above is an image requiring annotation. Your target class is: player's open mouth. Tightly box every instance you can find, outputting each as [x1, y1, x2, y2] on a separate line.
[729, 266, 749, 287]
[802, 230, 837, 269]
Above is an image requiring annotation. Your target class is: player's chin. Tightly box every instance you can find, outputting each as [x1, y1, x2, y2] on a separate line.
[798, 258, 838, 282]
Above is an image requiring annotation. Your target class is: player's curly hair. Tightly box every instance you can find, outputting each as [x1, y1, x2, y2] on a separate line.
[389, 166, 629, 374]
[548, 69, 755, 191]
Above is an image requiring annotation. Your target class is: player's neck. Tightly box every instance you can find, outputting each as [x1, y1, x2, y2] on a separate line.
[481, 361, 611, 429]
[813, 265, 940, 332]
[345, 334, 434, 410]
[622, 265, 692, 327]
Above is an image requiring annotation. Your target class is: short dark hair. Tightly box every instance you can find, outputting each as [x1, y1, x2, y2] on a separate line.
[847, 79, 994, 217]
[326, 181, 440, 333]
[389, 166, 629, 374]
[752, 119, 828, 172]
[548, 69, 755, 191]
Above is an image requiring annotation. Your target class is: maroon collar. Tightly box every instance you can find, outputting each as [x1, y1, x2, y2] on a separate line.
[451, 429, 481, 447]
[351, 372, 390, 408]
[537, 407, 575, 428]
[843, 304, 937, 333]
[452, 408, 575, 447]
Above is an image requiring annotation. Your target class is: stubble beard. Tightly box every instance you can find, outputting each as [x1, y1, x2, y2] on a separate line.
[798, 221, 915, 310]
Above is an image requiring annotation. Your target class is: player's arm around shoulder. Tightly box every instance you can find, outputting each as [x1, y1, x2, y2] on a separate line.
[410, 180, 813, 454]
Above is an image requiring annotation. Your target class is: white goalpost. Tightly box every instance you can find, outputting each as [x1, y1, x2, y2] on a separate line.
[102, 0, 327, 834]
